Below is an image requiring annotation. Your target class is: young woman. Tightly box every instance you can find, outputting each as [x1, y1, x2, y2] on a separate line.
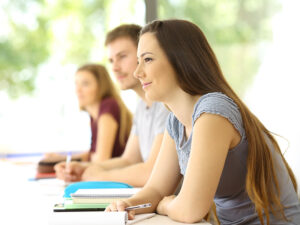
[106, 20, 300, 224]
[40, 64, 132, 169]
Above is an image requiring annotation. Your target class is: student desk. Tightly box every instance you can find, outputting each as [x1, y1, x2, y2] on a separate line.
[134, 214, 211, 224]
[0, 158, 211, 225]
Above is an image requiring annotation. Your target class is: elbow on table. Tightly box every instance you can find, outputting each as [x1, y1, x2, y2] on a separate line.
[170, 212, 205, 224]
[168, 205, 208, 224]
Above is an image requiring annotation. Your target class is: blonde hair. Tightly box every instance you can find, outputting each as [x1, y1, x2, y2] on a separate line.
[77, 63, 132, 148]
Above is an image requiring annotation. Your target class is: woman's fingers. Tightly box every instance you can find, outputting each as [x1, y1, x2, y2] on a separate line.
[128, 210, 135, 220]
[116, 200, 127, 211]
[105, 202, 118, 212]
[105, 200, 135, 220]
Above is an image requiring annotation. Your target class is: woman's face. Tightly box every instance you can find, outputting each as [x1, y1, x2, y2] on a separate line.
[75, 70, 99, 108]
[134, 32, 179, 102]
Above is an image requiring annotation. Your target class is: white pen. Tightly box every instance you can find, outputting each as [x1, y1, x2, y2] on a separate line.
[125, 203, 152, 211]
[66, 152, 72, 172]
[66, 152, 72, 164]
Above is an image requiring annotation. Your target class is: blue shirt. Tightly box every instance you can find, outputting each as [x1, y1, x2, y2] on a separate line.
[167, 92, 300, 224]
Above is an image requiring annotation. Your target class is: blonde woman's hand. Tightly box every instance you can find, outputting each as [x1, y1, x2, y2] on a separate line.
[105, 200, 135, 220]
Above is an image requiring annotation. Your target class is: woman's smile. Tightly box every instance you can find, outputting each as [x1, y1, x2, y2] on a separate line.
[142, 81, 152, 89]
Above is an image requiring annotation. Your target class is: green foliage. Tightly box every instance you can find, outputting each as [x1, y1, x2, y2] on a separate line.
[0, 0, 110, 98]
[158, 0, 280, 95]
[159, 0, 279, 44]
[0, 0, 281, 98]
[0, 0, 50, 98]
[47, 0, 109, 63]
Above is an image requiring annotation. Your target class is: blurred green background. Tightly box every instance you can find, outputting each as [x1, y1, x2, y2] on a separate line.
[0, 0, 279, 98]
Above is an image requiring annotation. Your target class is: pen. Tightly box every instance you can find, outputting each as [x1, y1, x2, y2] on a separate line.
[66, 152, 71, 171]
[125, 203, 152, 211]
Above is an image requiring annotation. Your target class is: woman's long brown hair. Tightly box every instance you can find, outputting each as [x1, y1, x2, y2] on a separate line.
[141, 19, 297, 225]
[77, 64, 132, 148]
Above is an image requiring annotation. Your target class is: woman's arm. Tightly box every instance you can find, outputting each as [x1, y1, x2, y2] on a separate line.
[82, 133, 165, 187]
[71, 151, 90, 161]
[163, 113, 241, 223]
[92, 113, 118, 162]
[81, 133, 143, 181]
[114, 130, 182, 214]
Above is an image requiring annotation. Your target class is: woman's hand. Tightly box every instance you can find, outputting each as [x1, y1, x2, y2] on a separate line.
[81, 164, 106, 181]
[105, 200, 135, 220]
[54, 161, 87, 182]
[156, 195, 176, 216]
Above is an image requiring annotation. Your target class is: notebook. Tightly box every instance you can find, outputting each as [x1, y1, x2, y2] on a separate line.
[64, 181, 133, 198]
[64, 202, 109, 209]
[72, 197, 131, 204]
[71, 188, 141, 198]
[53, 200, 109, 212]
[71, 188, 141, 204]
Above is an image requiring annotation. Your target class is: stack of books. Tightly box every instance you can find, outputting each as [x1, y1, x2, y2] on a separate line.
[54, 188, 141, 212]
[50, 186, 156, 225]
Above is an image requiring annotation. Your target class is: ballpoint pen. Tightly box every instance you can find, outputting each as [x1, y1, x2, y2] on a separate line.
[66, 152, 71, 171]
[125, 203, 152, 211]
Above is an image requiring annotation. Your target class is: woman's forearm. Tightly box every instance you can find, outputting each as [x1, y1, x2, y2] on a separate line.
[72, 151, 90, 161]
[97, 157, 132, 170]
[166, 196, 207, 223]
[126, 186, 163, 214]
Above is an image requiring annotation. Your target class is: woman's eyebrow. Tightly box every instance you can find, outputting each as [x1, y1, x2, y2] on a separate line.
[139, 52, 154, 58]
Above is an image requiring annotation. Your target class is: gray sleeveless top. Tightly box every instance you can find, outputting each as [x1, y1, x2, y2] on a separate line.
[166, 92, 300, 225]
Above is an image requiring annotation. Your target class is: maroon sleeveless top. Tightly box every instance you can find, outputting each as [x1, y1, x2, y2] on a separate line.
[89, 97, 126, 159]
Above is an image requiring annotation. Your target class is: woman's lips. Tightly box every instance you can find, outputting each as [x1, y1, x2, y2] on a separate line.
[142, 82, 152, 89]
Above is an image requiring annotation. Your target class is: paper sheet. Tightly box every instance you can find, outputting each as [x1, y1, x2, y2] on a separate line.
[48, 211, 128, 225]
[127, 213, 156, 225]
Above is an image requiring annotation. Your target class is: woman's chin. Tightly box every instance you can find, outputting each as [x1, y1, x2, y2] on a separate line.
[78, 102, 87, 109]
[146, 93, 161, 102]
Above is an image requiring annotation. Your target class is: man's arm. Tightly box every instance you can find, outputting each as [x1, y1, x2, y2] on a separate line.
[94, 133, 143, 170]
[82, 133, 164, 187]
[54, 133, 142, 182]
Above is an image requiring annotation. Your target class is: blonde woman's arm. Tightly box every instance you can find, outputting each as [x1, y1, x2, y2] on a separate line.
[91, 113, 118, 162]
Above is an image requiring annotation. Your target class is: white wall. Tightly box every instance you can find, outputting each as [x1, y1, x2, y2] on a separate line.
[244, 0, 300, 192]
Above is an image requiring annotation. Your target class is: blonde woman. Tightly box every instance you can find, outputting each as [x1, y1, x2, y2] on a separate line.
[74, 63, 132, 162]
[40, 64, 132, 173]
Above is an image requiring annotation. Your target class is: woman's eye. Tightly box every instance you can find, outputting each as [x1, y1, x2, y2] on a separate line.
[144, 57, 152, 63]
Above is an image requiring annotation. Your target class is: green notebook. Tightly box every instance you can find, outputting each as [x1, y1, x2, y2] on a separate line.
[53, 202, 108, 212]
[64, 202, 109, 209]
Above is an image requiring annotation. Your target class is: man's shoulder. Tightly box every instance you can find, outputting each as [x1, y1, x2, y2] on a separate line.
[151, 101, 169, 116]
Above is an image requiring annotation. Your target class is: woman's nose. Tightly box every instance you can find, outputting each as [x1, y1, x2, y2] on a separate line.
[133, 63, 143, 79]
[75, 85, 82, 94]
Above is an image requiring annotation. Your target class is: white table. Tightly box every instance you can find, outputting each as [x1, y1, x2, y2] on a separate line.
[134, 214, 210, 225]
[0, 158, 211, 225]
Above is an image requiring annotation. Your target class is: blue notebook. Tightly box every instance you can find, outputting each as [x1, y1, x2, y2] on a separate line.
[64, 181, 132, 198]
